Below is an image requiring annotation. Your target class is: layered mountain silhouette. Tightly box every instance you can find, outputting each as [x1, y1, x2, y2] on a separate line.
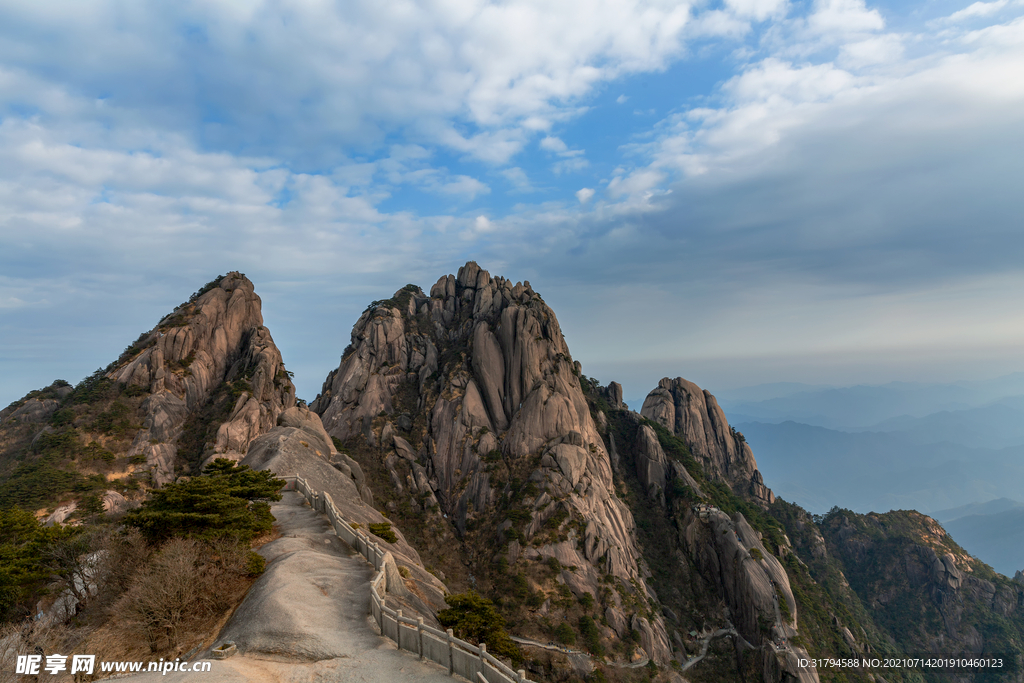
[2, 264, 1022, 683]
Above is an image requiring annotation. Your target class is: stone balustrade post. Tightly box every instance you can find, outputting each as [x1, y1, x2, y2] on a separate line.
[479, 642, 487, 681]
[417, 617, 424, 660]
[517, 670, 526, 683]
[447, 628, 455, 676]
[396, 610, 403, 650]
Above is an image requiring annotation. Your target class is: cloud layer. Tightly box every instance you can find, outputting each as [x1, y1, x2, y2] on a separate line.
[1, 0, 1023, 406]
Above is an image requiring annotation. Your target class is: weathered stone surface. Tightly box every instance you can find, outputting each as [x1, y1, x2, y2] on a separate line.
[242, 410, 446, 611]
[3, 398, 60, 424]
[43, 502, 77, 526]
[600, 382, 625, 410]
[641, 377, 773, 504]
[101, 489, 134, 514]
[110, 273, 294, 484]
[215, 490, 450, 667]
[676, 505, 817, 680]
[635, 424, 668, 500]
[312, 262, 673, 663]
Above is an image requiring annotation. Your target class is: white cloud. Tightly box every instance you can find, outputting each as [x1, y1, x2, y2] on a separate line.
[725, 0, 789, 22]
[616, 94, 629, 103]
[0, 1, 695, 166]
[808, 0, 885, 35]
[606, 169, 666, 200]
[501, 166, 536, 191]
[553, 157, 590, 174]
[943, 0, 1018, 23]
[0, 296, 27, 309]
[839, 34, 905, 67]
[540, 136, 569, 153]
[4, 0, 1024, 408]
[438, 175, 491, 198]
[687, 10, 751, 38]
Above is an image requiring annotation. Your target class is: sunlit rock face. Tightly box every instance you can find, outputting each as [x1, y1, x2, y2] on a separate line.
[312, 261, 673, 663]
[641, 377, 774, 504]
[110, 272, 295, 484]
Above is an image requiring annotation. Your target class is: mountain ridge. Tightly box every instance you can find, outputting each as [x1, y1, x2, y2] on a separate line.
[1, 264, 1021, 682]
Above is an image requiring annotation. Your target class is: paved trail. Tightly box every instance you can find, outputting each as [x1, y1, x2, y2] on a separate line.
[119, 491, 455, 683]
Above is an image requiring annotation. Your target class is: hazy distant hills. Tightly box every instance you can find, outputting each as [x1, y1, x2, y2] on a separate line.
[734, 420, 1024, 514]
[940, 508, 1024, 577]
[865, 396, 1024, 449]
[720, 374, 1024, 576]
[719, 373, 1024, 432]
[929, 499, 1024, 577]
[931, 497, 1024, 522]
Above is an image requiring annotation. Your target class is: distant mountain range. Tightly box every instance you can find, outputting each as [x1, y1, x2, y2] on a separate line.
[722, 375, 1024, 577]
[931, 497, 1024, 522]
[928, 499, 1024, 578]
[719, 374, 1024, 433]
[734, 420, 1024, 514]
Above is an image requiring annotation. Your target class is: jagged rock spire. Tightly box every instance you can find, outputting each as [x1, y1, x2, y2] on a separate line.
[110, 272, 295, 484]
[313, 261, 674, 663]
[642, 377, 774, 504]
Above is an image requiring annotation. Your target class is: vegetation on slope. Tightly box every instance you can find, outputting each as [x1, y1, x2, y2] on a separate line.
[585, 379, 904, 683]
[124, 458, 283, 544]
[817, 507, 1024, 682]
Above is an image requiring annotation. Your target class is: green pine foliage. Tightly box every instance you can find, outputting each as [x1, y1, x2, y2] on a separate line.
[554, 621, 576, 645]
[437, 591, 522, 663]
[0, 507, 78, 620]
[578, 615, 604, 657]
[368, 522, 398, 543]
[124, 459, 283, 543]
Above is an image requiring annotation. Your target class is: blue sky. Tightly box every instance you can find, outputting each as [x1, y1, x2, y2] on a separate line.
[2, 0, 1024, 407]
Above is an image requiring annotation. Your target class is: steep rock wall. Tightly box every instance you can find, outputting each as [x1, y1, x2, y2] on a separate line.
[313, 262, 673, 664]
[109, 273, 295, 484]
[604, 406, 817, 682]
[641, 377, 774, 504]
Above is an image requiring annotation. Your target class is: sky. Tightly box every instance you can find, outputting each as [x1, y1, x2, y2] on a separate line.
[2, 0, 1024, 408]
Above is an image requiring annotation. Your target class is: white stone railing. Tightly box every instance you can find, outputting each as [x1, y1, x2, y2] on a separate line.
[279, 476, 533, 683]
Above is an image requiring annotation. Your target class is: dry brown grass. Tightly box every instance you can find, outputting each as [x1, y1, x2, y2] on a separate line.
[0, 621, 75, 683]
[0, 533, 260, 682]
[108, 537, 254, 654]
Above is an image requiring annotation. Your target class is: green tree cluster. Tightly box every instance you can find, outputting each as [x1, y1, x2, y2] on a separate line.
[0, 507, 78, 619]
[437, 591, 522, 662]
[124, 459, 283, 543]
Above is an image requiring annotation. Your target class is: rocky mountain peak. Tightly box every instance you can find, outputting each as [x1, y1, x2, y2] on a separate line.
[108, 272, 295, 483]
[313, 261, 674, 664]
[641, 376, 773, 504]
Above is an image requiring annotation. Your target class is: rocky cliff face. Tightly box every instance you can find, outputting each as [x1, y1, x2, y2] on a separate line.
[109, 272, 295, 483]
[641, 377, 773, 504]
[312, 262, 674, 667]
[0, 273, 295, 519]
[599, 405, 818, 682]
[819, 508, 1024, 676]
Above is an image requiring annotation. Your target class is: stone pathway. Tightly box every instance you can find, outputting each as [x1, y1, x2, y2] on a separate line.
[117, 491, 456, 683]
[680, 627, 754, 672]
